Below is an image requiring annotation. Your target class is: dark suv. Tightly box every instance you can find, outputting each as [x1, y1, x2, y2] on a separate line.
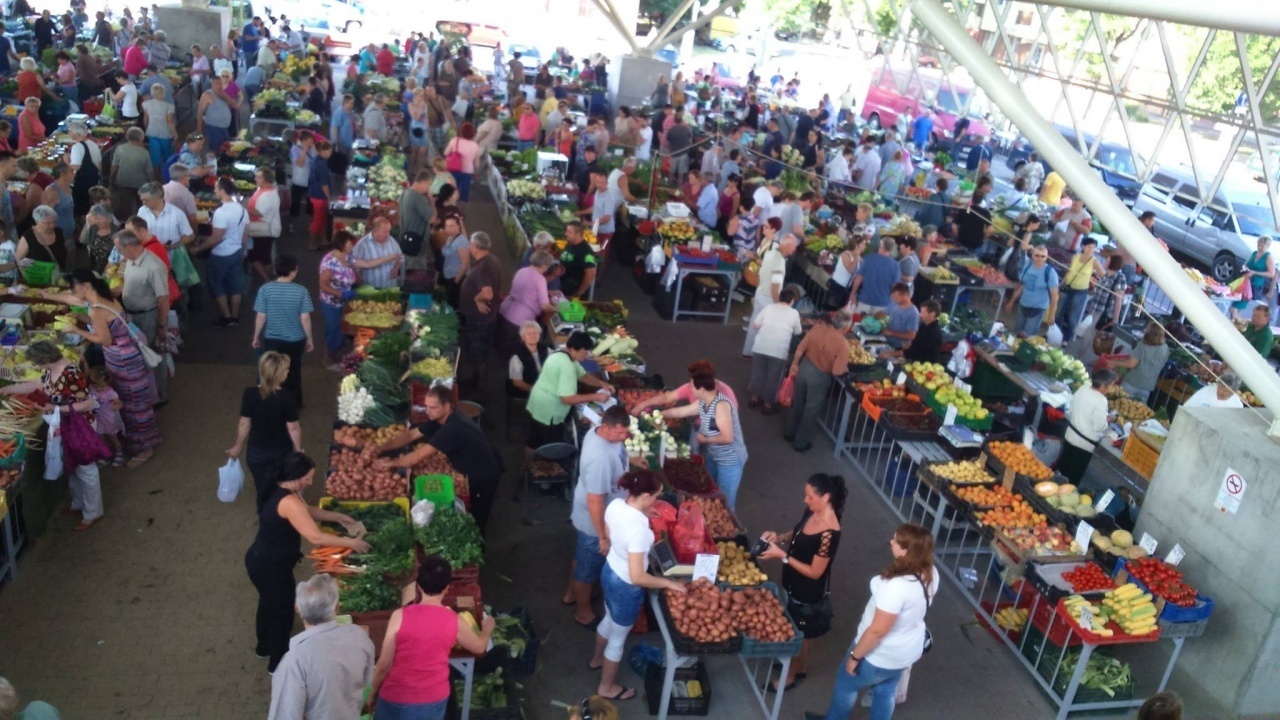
[1006, 125, 1145, 205]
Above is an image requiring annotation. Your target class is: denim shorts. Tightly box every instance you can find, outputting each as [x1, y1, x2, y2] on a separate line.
[573, 530, 607, 584]
[601, 562, 645, 627]
[375, 696, 447, 720]
[206, 249, 245, 298]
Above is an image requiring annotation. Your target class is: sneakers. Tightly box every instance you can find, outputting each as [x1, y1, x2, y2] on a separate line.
[227, 316, 240, 327]
[214, 317, 232, 328]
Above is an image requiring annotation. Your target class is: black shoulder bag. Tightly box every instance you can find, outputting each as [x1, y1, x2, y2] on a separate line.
[916, 572, 934, 653]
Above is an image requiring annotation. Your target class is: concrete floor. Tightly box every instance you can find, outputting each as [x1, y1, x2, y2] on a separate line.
[0, 185, 1232, 719]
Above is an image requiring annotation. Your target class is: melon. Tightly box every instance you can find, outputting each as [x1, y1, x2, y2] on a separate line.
[1124, 545, 1148, 559]
[1034, 481, 1060, 497]
[1076, 506, 1097, 518]
[1055, 484, 1077, 496]
[1091, 534, 1113, 551]
[1110, 530, 1134, 549]
[1059, 491, 1080, 507]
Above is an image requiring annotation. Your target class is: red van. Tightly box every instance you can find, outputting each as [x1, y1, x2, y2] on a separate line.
[861, 66, 990, 143]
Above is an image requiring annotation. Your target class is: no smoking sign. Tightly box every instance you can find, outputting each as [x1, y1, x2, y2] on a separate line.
[1215, 468, 1247, 515]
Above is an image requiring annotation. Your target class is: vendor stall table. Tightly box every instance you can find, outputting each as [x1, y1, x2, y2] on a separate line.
[647, 591, 791, 720]
[448, 655, 476, 720]
[971, 341, 1070, 432]
[667, 261, 737, 325]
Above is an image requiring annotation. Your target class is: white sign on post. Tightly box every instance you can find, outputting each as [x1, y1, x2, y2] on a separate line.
[1022, 428, 1034, 448]
[692, 553, 720, 583]
[895, 372, 907, 386]
[1166, 543, 1186, 567]
[1095, 489, 1116, 512]
[944, 404, 958, 425]
[1139, 533, 1158, 555]
[1214, 467, 1247, 515]
[1074, 520, 1095, 553]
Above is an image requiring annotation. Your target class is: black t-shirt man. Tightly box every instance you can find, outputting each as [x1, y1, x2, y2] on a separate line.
[954, 204, 992, 253]
[415, 412, 501, 530]
[904, 319, 944, 364]
[559, 240, 597, 299]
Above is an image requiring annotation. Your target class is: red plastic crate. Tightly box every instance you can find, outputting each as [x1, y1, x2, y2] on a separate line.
[1053, 597, 1162, 645]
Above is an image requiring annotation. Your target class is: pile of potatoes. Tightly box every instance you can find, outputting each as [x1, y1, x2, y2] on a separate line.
[326, 447, 406, 500]
[727, 586, 795, 643]
[689, 495, 739, 537]
[333, 424, 406, 449]
[665, 579, 739, 644]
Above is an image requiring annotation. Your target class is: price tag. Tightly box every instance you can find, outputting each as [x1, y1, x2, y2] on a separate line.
[886, 359, 894, 372]
[1074, 520, 1095, 554]
[1095, 489, 1115, 511]
[1165, 543, 1185, 567]
[944, 404, 958, 425]
[1022, 428, 1034, 448]
[955, 379, 971, 394]
[692, 553, 720, 583]
[895, 372, 907, 386]
[1001, 466, 1016, 491]
[1078, 603, 1094, 630]
[1139, 533, 1158, 555]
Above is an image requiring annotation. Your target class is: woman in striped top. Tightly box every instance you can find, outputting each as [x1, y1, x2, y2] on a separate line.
[661, 370, 748, 509]
[253, 254, 315, 405]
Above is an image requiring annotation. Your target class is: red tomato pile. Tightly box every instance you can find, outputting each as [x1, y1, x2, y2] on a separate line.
[1127, 558, 1197, 607]
[1062, 563, 1115, 592]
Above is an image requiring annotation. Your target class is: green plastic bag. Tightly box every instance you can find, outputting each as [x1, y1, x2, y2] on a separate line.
[169, 245, 201, 288]
[99, 101, 119, 121]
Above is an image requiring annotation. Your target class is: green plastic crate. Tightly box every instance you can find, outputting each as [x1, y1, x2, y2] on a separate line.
[413, 474, 454, 507]
[21, 261, 56, 286]
[558, 300, 586, 322]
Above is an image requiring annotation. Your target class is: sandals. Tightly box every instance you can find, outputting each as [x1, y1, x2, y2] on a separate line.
[601, 686, 635, 701]
[125, 452, 153, 469]
[74, 517, 101, 531]
[111, 454, 125, 467]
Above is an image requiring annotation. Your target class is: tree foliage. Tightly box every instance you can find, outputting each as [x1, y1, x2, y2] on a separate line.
[640, 0, 694, 24]
[1057, 11, 1146, 82]
[1185, 32, 1280, 122]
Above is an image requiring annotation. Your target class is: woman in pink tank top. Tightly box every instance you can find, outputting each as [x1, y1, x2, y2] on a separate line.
[368, 555, 495, 720]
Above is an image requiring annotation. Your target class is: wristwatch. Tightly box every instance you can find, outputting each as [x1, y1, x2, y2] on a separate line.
[848, 652, 862, 662]
[781, 556, 790, 565]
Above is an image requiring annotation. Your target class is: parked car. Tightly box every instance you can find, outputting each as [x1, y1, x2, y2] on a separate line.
[508, 43, 542, 74]
[1133, 165, 1278, 282]
[1005, 124, 1145, 206]
[861, 66, 991, 144]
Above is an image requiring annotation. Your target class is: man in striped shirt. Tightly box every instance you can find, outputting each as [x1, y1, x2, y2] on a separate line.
[351, 217, 402, 289]
[137, 182, 194, 248]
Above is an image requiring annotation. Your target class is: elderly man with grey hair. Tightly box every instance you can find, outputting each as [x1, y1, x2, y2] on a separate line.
[110, 126, 155, 219]
[1183, 370, 1246, 409]
[66, 120, 103, 216]
[162, 162, 199, 230]
[461, 231, 501, 384]
[363, 93, 388, 142]
[608, 156, 640, 204]
[267, 574, 374, 720]
[137, 181, 193, 249]
[0, 677, 61, 720]
[743, 231, 797, 356]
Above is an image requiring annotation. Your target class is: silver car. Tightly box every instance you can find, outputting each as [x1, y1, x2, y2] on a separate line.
[1133, 165, 1278, 283]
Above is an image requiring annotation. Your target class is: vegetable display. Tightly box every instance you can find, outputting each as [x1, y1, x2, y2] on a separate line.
[1123, 557, 1198, 607]
[664, 579, 739, 644]
[715, 541, 767, 585]
[415, 507, 485, 568]
[409, 357, 454, 382]
[687, 496, 738, 538]
[1054, 651, 1132, 698]
[662, 458, 715, 494]
[347, 299, 403, 315]
[1099, 583, 1159, 634]
[726, 586, 796, 643]
[327, 447, 406, 500]
[412, 455, 469, 498]
[455, 668, 511, 711]
[333, 424, 405, 449]
[337, 375, 377, 424]
[1063, 563, 1115, 593]
[365, 330, 412, 366]
[344, 311, 402, 329]
[489, 609, 533, 659]
[339, 571, 402, 613]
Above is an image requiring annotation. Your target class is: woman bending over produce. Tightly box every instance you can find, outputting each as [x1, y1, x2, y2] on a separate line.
[805, 523, 937, 720]
[591, 469, 686, 701]
[245, 452, 370, 673]
[628, 359, 738, 415]
[758, 473, 847, 692]
[374, 385, 503, 534]
[661, 369, 748, 509]
[227, 352, 302, 512]
[367, 555, 495, 720]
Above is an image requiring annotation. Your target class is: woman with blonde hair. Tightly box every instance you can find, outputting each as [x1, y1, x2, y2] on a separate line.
[1103, 321, 1170, 403]
[805, 524, 937, 720]
[227, 351, 303, 511]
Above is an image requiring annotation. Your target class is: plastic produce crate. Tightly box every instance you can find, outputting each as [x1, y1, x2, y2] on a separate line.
[0, 433, 26, 468]
[558, 300, 586, 321]
[676, 490, 745, 541]
[1113, 558, 1215, 624]
[20, 261, 56, 286]
[656, 592, 743, 655]
[413, 474, 455, 508]
[645, 661, 712, 716]
[726, 582, 803, 658]
[1121, 432, 1160, 480]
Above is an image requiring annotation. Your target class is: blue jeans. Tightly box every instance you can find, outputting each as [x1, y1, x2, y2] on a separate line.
[702, 454, 744, 510]
[205, 249, 245, 299]
[516, 139, 534, 151]
[456, 171, 473, 202]
[600, 562, 645, 626]
[821, 657, 905, 720]
[205, 124, 230, 154]
[320, 301, 345, 356]
[573, 530, 606, 583]
[148, 136, 174, 167]
[1015, 305, 1046, 336]
[375, 697, 447, 720]
[1056, 288, 1089, 343]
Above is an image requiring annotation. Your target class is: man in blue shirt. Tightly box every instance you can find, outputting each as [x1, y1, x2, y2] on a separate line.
[910, 108, 934, 150]
[880, 283, 920, 349]
[330, 94, 355, 156]
[306, 142, 334, 252]
[241, 17, 262, 66]
[692, 171, 718, 228]
[965, 139, 993, 175]
[851, 238, 903, 314]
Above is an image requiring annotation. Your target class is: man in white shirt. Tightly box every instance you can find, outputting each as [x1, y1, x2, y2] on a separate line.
[1014, 152, 1045, 194]
[137, 182, 194, 247]
[634, 115, 653, 161]
[752, 181, 779, 220]
[1060, 369, 1118, 483]
[163, 163, 198, 231]
[589, 169, 623, 239]
[826, 146, 853, 185]
[1183, 372, 1246, 409]
[288, 133, 315, 231]
[851, 138, 882, 191]
[744, 233, 797, 355]
[1053, 195, 1093, 252]
[607, 158, 638, 205]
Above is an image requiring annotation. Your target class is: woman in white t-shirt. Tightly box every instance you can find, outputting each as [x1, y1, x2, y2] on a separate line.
[590, 469, 685, 702]
[805, 524, 938, 720]
[194, 176, 250, 327]
[749, 286, 801, 413]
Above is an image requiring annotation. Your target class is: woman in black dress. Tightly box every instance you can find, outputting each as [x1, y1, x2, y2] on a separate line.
[245, 452, 370, 672]
[759, 473, 847, 691]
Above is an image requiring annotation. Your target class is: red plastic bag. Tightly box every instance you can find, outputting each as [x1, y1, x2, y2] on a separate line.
[648, 499, 678, 537]
[777, 375, 795, 408]
[61, 409, 112, 469]
[671, 502, 709, 564]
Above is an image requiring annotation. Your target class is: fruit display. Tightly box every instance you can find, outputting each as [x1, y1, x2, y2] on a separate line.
[999, 526, 1082, 555]
[960, 263, 1013, 286]
[333, 424, 406, 449]
[346, 299, 402, 315]
[687, 495, 740, 538]
[326, 447, 406, 500]
[1063, 594, 1112, 636]
[988, 441, 1054, 480]
[715, 541, 767, 586]
[975, 497, 1047, 529]
[616, 389, 665, 415]
[1123, 557, 1198, 607]
[725, 586, 796, 643]
[1032, 480, 1098, 517]
[848, 339, 876, 365]
[1109, 396, 1154, 425]
[954, 484, 1018, 508]
[664, 579, 740, 644]
[933, 384, 989, 422]
[1089, 529, 1150, 561]
[920, 266, 958, 284]
[662, 457, 716, 494]
[344, 311, 402, 329]
[929, 459, 995, 485]
[1063, 563, 1116, 593]
[660, 219, 697, 242]
[994, 606, 1029, 632]
[1099, 583, 1159, 635]
[1035, 347, 1090, 386]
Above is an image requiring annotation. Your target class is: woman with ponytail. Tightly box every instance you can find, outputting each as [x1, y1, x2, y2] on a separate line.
[758, 473, 847, 691]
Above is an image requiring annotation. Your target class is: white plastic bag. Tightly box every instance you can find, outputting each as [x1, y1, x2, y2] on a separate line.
[1045, 323, 1064, 347]
[410, 498, 436, 528]
[43, 409, 63, 480]
[947, 339, 974, 379]
[217, 458, 244, 503]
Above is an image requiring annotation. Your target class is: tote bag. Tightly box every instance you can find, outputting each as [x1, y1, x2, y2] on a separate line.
[94, 304, 164, 368]
[445, 139, 464, 173]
